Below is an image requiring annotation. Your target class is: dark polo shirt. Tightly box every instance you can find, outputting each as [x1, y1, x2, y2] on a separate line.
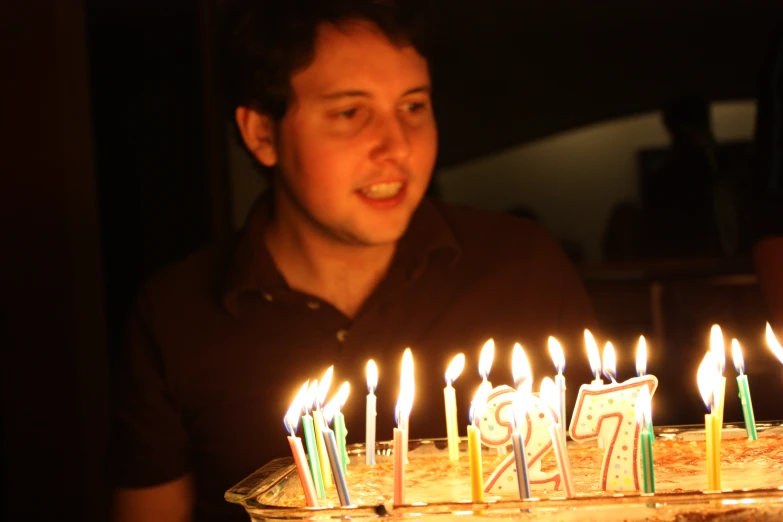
[107, 197, 597, 521]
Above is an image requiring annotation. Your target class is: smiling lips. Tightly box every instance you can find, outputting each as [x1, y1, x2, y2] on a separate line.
[360, 181, 404, 199]
[356, 180, 407, 208]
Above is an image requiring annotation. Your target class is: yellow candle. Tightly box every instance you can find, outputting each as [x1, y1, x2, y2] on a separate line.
[705, 412, 721, 490]
[467, 424, 484, 502]
[312, 409, 333, 488]
[698, 350, 722, 492]
[710, 325, 727, 440]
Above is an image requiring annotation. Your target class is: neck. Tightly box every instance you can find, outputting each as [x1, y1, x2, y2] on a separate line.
[265, 208, 396, 319]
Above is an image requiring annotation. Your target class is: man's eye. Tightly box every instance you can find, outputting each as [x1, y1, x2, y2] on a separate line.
[336, 108, 358, 119]
[403, 101, 428, 114]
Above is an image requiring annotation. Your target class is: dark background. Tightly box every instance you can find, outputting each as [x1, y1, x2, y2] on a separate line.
[3, 1, 783, 521]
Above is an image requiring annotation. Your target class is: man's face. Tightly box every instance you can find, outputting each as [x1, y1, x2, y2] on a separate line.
[272, 20, 437, 246]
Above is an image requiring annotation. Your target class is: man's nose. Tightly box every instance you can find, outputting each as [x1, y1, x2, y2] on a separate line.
[370, 113, 412, 165]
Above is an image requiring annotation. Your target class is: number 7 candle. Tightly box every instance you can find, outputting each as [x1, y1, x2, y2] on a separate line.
[284, 382, 319, 507]
[444, 353, 465, 462]
[731, 339, 757, 441]
[569, 344, 658, 492]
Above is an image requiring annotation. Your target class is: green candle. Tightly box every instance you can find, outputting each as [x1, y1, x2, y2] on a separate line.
[334, 411, 349, 473]
[635, 386, 655, 494]
[640, 424, 655, 493]
[301, 413, 326, 498]
[732, 339, 758, 441]
[736, 375, 758, 441]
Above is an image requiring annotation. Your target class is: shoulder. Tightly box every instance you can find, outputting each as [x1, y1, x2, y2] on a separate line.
[136, 238, 235, 319]
[430, 200, 560, 260]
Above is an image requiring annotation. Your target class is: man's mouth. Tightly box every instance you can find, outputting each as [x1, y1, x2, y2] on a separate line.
[359, 181, 404, 200]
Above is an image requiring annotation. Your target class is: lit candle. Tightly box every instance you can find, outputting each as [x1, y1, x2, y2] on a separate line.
[301, 381, 325, 498]
[511, 344, 532, 499]
[585, 329, 603, 386]
[548, 337, 568, 447]
[698, 351, 721, 491]
[322, 400, 351, 506]
[285, 382, 319, 507]
[468, 385, 488, 503]
[478, 339, 501, 455]
[541, 377, 575, 498]
[444, 353, 465, 462]
[635, 336, 654, 435]
[365, 360, 377, 465]
[635, 385, 655, 494]
[477, 338, 495, 399]
[766, 322, 783, 363]
[602, 341, 617, 383]
[710, 325, 727, 439]
[326, 381, 350, 473]
[393, 348, 414, 505]
[731, 339, 757, 441]
[312, 367, 334, 488]
[570, 340, 659, 492]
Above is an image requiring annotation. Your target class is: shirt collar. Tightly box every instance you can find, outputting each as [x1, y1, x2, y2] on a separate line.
[222, 195, 461, 315]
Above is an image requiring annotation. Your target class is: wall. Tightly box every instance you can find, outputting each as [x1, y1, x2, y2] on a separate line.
[435, 100, 757, 263]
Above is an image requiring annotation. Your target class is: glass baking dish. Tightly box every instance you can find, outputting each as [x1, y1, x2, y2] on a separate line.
[226, 422, 783, 521]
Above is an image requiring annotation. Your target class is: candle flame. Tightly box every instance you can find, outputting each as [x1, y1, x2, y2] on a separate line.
[767, 322, 783, 364]
[584, 329, 601, 379]
[635, 385, 652, 428]
[468, 384, 489, 425]
[697, 351, 718, 412]
[366, 360, 378, 394]
[602, 341, 617, 382]
[539, 377, 559, 422]
[396, 348, 414, 425]
[316, 366, 334, 408]
[636, 335, 647, 377]
[284, 381, 309, 436]
[710, 324, 726, 375]
[305, 380, 319, 412]
[731, 339, 745, 375]
[324, 381, 350, 424]
[478, 338, 495, 380]
[445, 353, 465, 385]
[548, 336, 565, 374]
[512, 342, 532, 392]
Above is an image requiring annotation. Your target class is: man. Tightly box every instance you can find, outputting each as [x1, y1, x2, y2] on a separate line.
[107, 2, 596, 521]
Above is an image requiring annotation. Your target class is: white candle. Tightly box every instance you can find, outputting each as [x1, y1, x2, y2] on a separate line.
[393, 348, 414, 504]
[444, 354, 465, 461]
[365, 360, 377, 465]
[548, 337, 567, 445]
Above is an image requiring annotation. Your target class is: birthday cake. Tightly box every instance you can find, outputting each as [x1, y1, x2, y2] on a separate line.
[226, 425, 783, 521]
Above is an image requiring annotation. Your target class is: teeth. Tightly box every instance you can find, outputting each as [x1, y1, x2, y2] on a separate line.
[360, 182, 403, 199]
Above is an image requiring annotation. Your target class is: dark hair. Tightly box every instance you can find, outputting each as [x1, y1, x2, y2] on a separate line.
[218, 0, 432, 122]
[662, 94, 711, 138]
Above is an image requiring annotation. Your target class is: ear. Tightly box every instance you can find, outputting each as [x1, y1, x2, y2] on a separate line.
[235, 107, 278, 167]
